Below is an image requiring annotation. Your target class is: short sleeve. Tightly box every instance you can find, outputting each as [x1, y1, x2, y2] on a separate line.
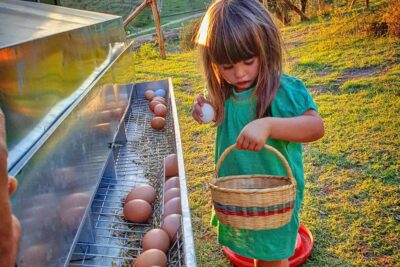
[271, 74, 318, 118]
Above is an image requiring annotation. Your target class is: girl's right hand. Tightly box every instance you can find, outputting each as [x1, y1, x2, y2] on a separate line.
[191, 95, 207, 123]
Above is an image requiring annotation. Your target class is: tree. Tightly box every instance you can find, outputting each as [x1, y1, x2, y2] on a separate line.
[260, 0, 309, 25]
[349, 0, 370, 10]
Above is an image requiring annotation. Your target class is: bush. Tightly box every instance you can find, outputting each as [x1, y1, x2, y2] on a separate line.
[179, 19, 201, 52]
[135, 42, 159, 60]
[382, 0, 400, 37]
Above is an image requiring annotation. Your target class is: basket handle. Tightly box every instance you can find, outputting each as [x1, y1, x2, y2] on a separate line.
[214, 144, 296, 185]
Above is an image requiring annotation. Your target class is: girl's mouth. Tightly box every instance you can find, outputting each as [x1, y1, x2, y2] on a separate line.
[237, 81, 249, 86]
[236, 81, 250, 89]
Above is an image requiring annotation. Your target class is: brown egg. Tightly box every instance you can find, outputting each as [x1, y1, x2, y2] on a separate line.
[154, 103, 167, 117]
[93, 122, 111, 135]
[149, 100, 162, 112]
[60, 206, 86, 230]
[163, 197, 181, 218]
[126, 184, 156, 204]
[53, 166, 79, 189]
[21, 217, 46, 234]
[124, 199, 152, 223]
[144, 90, 155, 101]
[61, 192, 90, 210]
[153, 96, 166, 105]
[164, 176, 180, 191]
[133, 249, 167, 267]
[20, 244, 49, 266]
[25, 205, 57, 223]
[97, 109, 113, 124]
[31, 193, 57, 208]
[142, 228, 170, 253]
[161, 214, 182, 242]
[164, 188, 180, 203]
[151, 117, 166, 130]
[111, 107, 124, 119]
[164, 154, 178, 177]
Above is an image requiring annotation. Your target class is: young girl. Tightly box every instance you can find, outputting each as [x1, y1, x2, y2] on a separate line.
[191, 1, 324, 266]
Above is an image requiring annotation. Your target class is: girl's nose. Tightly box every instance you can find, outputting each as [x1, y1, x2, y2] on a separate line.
[234, 65, 246, 79]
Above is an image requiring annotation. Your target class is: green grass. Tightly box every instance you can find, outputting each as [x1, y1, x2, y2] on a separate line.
[128, 5, 399, 266]
[129, 0, 211, 34]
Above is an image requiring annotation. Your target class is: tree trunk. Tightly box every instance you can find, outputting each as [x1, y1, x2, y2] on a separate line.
[318, 0, 325, 13]
[123, 0, 151, 28]
[281, 0, 309, 21]
[150, 0, 166, 59]
[300, 0, 307, 14]
[349, 0, 357, 10]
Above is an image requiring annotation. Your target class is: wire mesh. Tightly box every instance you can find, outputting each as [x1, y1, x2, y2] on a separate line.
[69, 90, 185, 266]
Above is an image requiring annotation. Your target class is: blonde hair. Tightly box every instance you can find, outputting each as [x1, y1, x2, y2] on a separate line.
[196, 0, 283, 124]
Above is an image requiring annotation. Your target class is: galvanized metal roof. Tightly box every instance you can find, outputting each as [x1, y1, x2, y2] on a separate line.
[0, 0, 121, 48]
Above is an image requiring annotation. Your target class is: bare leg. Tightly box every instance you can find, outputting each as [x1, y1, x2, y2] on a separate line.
[254, 259, 289, 267]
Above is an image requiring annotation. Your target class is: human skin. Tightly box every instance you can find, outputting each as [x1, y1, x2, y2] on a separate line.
[192, 57, 324, 145]
[192, 57, 259, 122]
[0, 109, 21, 267]
[218, 57, 260, 92]
[192, 58, 324, 266]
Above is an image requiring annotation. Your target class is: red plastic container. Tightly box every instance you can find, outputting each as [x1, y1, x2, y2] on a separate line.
[223, 224, 314, 267]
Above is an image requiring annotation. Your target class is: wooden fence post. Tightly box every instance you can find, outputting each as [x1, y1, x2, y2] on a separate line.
[150, 0, 166, 59]
[124, 0, 166, 59]
[123, 0, 151, 28]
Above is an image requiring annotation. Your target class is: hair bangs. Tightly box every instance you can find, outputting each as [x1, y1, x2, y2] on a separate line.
[208, 14, 259, 65]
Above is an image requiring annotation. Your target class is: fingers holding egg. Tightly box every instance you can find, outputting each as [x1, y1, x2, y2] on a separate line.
[200, 103, 215, 123]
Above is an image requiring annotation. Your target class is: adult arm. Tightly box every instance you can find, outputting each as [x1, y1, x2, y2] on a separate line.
[0, 110, 20, 267]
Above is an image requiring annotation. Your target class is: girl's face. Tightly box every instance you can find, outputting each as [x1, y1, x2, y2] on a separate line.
[217, 57, 259, 92]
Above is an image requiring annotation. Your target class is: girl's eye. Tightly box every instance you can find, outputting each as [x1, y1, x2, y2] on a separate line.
[244, 58, 255, 65]
[222, 64, 233, 70]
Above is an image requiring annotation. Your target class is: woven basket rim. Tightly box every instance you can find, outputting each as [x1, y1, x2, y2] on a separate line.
[209, 174, 295, 194]
[214, 144, 297, 187]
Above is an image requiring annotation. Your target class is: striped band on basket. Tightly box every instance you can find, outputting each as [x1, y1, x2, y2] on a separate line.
[213, 200, 295, 217]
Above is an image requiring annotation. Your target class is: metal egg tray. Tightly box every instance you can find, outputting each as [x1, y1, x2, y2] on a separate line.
[68, 80, 193, 266]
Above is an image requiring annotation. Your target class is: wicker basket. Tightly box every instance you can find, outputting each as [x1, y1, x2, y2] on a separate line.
[209, 144, 296, 230]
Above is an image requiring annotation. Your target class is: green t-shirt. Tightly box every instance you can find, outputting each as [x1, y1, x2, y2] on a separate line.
[212, 74, 318, 260]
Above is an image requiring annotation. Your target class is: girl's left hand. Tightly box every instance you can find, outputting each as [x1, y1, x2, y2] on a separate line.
[236, 118, 271, 151]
